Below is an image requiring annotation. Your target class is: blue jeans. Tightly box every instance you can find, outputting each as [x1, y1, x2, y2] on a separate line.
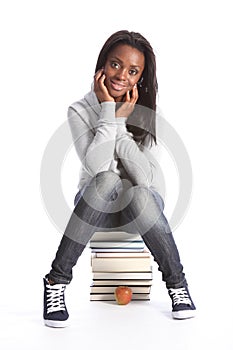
[48, 171, 187, 289]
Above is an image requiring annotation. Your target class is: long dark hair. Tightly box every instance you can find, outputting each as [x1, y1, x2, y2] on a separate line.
[95, 30, 158, 147]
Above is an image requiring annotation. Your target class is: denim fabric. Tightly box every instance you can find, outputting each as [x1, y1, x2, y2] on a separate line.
[48, 171, 187, 288]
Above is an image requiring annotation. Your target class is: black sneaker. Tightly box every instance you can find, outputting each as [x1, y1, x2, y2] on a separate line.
[168, 286, 196, 320]
[43, 277, 69, 327]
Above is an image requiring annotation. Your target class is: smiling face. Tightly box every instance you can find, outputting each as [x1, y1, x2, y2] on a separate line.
[103, 44, 145, 102]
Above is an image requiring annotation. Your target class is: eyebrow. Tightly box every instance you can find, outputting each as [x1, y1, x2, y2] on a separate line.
[110, 55, 142, 68]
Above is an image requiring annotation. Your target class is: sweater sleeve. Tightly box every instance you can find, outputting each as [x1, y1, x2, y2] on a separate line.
[68, 102, 117, 176]
[115, 117, 154, 186]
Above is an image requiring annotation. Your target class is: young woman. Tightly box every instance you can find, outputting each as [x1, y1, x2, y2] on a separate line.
[43, 30, 196, 327]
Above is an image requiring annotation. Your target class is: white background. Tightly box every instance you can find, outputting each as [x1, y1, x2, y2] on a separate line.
[0, 0, 233, 349]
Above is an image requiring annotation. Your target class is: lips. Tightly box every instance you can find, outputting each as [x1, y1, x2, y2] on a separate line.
[110, 80, 127, 91]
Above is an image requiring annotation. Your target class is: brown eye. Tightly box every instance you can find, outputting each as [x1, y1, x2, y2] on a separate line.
[111, 62, 120, 69]
[129, 69, 138, 75]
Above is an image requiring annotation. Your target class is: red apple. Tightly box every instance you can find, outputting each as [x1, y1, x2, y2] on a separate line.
[115, 286, 132, 305]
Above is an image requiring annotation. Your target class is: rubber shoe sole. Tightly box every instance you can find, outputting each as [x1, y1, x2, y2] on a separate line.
[44, 319, 69, 328]
[172, 309, 196, 320]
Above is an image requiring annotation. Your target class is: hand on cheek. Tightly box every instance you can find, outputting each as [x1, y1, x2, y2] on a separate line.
[94, 69, 114, 103]
[116, 85, 139, 118]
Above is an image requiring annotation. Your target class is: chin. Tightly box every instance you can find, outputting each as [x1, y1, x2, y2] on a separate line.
[105, 83, 125, 100]
[110, 91, 125, 101]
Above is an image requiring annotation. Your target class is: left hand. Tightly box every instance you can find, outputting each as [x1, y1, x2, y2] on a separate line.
[116, 84, 139, 118]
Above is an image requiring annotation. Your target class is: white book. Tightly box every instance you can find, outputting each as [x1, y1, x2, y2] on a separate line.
[90, 285, 151, 294]
[91, 231, 141, 242]
[90, 293, 150, 301]
[92, 271, 153, 280]
[91, 256, 152, 272]
[91, 248, 146, 253]
[94, 251, 151, 258]
[90, 241, 145, 249]
[92, 279, 153, 286]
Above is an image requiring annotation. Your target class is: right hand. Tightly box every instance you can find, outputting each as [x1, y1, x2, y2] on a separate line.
[94, 69, 114, 103]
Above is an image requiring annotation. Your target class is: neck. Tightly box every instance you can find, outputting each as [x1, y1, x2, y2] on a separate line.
[115, 95, 124, 102]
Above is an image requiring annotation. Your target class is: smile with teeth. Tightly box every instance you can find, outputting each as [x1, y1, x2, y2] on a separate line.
[110, 80, 127, 91]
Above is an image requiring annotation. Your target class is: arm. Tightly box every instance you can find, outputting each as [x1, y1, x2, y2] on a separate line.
[68, 101, 117, 176]
[115, 118, 154, 186]
[67, 69, 120, 176]
[114, 85, 155, 186]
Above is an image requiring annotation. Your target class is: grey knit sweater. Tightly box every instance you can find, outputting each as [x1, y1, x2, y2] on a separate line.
[68, 88, 159, 191]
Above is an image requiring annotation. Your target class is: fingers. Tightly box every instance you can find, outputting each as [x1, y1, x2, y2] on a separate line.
[94, 69, 106, 91]
[99, 73, 106, 86]
[131, 84, 139, 103]
[93, 68, 114, 102]
[124, 85, 138, 103]
[94, 68, 104, 87]
[126, 84, 138, 104]
[116, 85, 139, 118]
[94, 68, 104, 80]
[94, 69, 105, 88]
[125, 90, 131, 102]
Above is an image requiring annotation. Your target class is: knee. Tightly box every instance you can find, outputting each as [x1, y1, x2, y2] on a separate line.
[79, 171, 122, 210]
[149, 188, 165, 211]
[95, 171, 121, 184]
[126, 185, 164, 212]
[90, 171, 122, 199]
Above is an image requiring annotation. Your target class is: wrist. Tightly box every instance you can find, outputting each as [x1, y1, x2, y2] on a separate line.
[115, 117, 127, 123]
[98, 94, 114, 103]
[115, 114, 127, 118]
[102, 97, 115, 102]
[115, 107, 132, 118]
[100, 101, 116, 120]
[94, 90, 114, 103]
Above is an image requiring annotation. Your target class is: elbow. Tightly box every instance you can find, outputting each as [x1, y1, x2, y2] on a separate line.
[83, 157, 111, 177]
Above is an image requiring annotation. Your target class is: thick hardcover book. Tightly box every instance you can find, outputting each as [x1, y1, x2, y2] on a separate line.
[92, 271, 153, 280]
[90, 293, 150, 301]
[91, 279, 153, 286]
[90, 285, 151, 294]
[93, 251, 151, 258]
[90, 241, 145, 249]
[91, 247, 145, 253]
[91, 256, 151, 272]
[91, 231, 141, 242]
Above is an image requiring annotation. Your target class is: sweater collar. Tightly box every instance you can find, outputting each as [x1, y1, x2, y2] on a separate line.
[84, 84, 101, 116]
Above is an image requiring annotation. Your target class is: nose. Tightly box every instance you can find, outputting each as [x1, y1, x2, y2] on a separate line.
[116, 68, 127, 81]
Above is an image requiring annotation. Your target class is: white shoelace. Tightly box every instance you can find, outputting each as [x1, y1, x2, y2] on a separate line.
[46, 283, 66, 314]
[169, 287, 192, 306]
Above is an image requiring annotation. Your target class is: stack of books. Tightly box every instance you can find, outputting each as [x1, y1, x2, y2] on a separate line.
[89, 231, 153, 301]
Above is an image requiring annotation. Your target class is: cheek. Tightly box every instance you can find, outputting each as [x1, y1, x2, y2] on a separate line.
[103, 65, 112, 77]
[128, 77, 137, 89]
